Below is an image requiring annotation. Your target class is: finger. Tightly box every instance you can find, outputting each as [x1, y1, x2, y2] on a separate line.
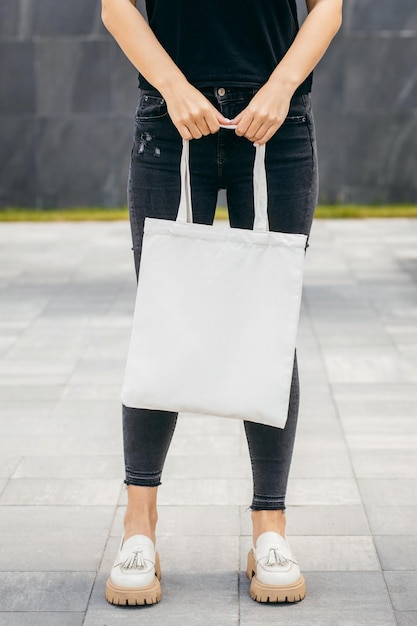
[243, 119, 264, 142]
[229, 111, 243, 126]
[250, 122, 273, 142]
[251, 125, 276, 145]
[179, 126, 193, 140]
[235, 112, 254, 137]
[200, 117, 215, 136]
[206, 111, 222, 134]
[187, 122, 203, 140]
[254, 127, 277, 145]
[254, 116, 286, 143]
[216, 110, 233, 125]
[211, 110, 234, 132]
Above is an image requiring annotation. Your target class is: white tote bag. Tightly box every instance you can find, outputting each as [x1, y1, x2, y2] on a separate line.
[122, 137, 307, 428]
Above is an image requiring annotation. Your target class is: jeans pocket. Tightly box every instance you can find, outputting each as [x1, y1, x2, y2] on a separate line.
[284, 114, 308, 125]
[135, 93, 168, 122]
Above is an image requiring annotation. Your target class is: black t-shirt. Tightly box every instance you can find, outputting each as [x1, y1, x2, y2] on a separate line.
[140, 0, 312, 95]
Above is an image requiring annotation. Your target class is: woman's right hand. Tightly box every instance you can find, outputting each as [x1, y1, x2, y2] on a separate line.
[162, 81, 233, 140]
[101, 1, 231, 139]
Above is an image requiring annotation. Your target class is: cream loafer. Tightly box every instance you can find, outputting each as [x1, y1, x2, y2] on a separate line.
[247, 531, 306, 603]
[105, 534, 162, 606]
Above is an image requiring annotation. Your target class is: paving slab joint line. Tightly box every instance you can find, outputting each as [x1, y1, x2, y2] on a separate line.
[0, 456, 23, 500]
[300, 279, 396, 611]
[4, 456, 23, 484]
[382, 571, 403, 626]
[82, 483, 123, 623]
[237, 533, 242, 620]
[303, 246, 404, 626]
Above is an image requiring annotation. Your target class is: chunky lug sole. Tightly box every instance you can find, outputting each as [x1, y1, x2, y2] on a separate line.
[105, 552, 162, 606]
[246, 549, 306, 603]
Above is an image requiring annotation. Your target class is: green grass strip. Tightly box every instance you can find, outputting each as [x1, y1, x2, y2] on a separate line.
[0, 207, 129, 222]
[216, 205, 417, 220]
[1, 205, 417, 222]
[315, 205, 417, 219]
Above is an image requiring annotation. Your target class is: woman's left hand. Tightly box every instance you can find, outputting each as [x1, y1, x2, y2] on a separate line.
[230, 81, 293, 145]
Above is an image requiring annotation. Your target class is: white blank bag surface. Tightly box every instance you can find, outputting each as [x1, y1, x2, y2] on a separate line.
[121, 137, 307, 428]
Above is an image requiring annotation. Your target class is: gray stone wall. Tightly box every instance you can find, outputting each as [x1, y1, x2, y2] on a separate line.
[1, 0, 416, 207]
[309, 0, 417, 203]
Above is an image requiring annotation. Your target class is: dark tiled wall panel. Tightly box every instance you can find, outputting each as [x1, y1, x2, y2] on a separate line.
[0, 43, 36, 114]
[1, 0, 416, 206]
[0, 0, 20, 37]
[30, 0, 98, 36]
[346, 0, 417, 32]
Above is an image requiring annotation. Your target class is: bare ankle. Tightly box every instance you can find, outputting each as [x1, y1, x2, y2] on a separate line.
[123, 484, 159, 543]
[251, 509, 286, 545]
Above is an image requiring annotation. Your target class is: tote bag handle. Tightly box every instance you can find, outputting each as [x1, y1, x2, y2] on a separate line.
[177, 127, 268, 232]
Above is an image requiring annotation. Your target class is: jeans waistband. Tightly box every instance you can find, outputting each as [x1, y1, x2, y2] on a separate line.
[139, 86, 308, 106]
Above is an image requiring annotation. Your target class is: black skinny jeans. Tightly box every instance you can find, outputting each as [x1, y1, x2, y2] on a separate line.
[123, 86, 318, 510]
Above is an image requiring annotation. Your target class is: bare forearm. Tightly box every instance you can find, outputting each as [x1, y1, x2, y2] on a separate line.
[101, 0, 230, 138]
[268, 0, 343, 95]
[101, 0, 185, 95]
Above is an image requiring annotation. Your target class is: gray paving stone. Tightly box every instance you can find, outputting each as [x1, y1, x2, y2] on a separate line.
[96, 532, 239, 574]
[395, 612, 417, 626]
[0, 572, 95, 611]
[374, 536, 417, 571]
[163, 454, 251, 479]
[290, 452, 353, 478]
[0, 478, 122, 506]
[366, 506, 417, 535]
[240, 505, 370, 536]
[240, 535, 379, 572]
[13, 455, 123, 479]
[128, 478, 252, 507]
[240, 571, 396, 625]
[0, 221, 416, 622]
[0, 433, 121, 457]
[341, 417, 417, 452]
[61, 384, 122, 400]
[358, 479, 417, 506]
[0, 614, 84, 626]
[0, 506, 114, 571]
[332, 383, 417, 402]
[0, 507, 111, 572]
[168, 433, 244, 456]
[322, 346, 417, 384]
[175, 414, 242, 436]
[0, 457, 19, 478]
[335, 397, 417, 419]
[85, 571, 239, 625]
[384, 571, 417, 611]
[111, 505, 240, 538]
[286, 478, 362, 506]
[351, 451, 417, 478]
[0, 505, 113, 533]
[0, 385, 65, 402]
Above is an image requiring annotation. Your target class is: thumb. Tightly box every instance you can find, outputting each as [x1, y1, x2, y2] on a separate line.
[215, 110, 234, 126]
[229, 111, 243, 125]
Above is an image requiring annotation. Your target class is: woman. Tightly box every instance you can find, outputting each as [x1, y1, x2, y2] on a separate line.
[102, 0, 343, 607]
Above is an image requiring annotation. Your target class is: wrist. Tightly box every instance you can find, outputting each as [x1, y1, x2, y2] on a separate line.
[154, 70, 189, 99]
[267, 66, 300, 98]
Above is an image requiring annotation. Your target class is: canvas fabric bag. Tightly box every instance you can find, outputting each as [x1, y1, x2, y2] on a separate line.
[121, 136, 307, 428]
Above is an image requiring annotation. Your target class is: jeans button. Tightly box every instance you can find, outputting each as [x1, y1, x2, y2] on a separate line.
[217, 87, 226, 96]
